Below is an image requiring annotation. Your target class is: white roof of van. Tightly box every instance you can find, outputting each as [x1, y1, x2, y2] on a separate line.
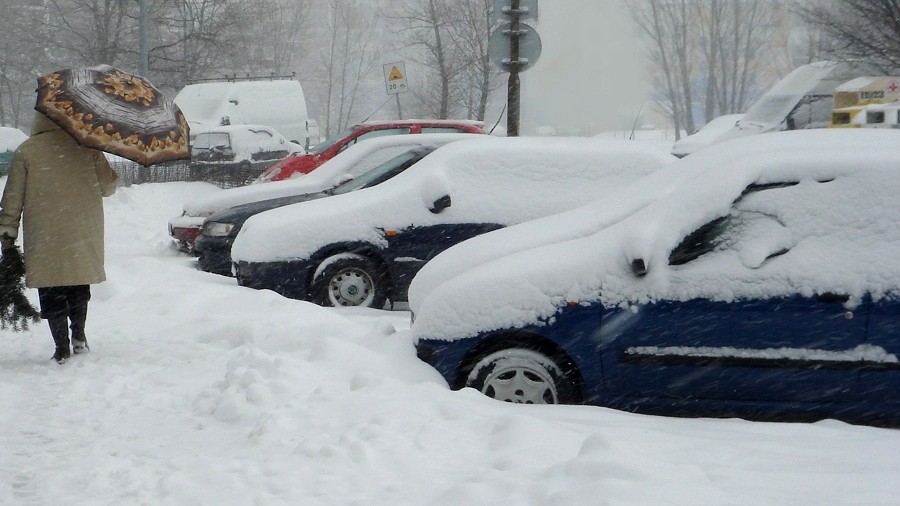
[175, 80, 308, 143]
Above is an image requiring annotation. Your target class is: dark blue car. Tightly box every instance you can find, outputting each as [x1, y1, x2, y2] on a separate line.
[409, 129, 900, 426]
[230, 138, 675, 308]
[194, 147, 440, 276]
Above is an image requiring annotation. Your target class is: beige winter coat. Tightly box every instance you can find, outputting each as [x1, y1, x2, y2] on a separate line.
[0, 112, 118, 288]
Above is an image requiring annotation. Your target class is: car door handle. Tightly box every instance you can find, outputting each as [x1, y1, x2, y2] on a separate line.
[816, 293, 850, 304]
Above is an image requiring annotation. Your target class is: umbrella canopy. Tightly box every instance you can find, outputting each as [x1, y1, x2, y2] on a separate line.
[35, 65, 190, 166]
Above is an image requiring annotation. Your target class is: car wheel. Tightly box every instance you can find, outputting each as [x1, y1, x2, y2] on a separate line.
[466, 348, 572, 405]
[311, 253, 388, 308]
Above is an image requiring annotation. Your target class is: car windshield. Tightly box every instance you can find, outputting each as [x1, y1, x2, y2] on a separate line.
[330, 147, 433, 195]
[192, 132, 230, 152]
[741, 95, 799, 124]
[308, 126, 360, 155]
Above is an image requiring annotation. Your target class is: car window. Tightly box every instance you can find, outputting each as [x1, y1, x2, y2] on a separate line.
[786, 94, 832, 130]
[669, 182, 798, 266]
[192, 132, 230, 152]
[337, 128, 412, 153]
[355, 128, 412, 142]
[308, 126, 358, 155]
[867, 110, 886, 124]
[342, 145, 423, 179]
[332, 148, 433, 195]
[420, 127, 466, 134]
[668, 216, 730, 265]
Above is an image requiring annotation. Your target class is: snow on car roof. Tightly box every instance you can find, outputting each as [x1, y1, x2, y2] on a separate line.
[230, 137, 677, 264]
[409, 129, 900, 343]
[192, 124, 297, 160]
[182, 133, 475, 217]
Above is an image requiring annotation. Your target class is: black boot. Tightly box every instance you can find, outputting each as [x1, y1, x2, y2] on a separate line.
[48, 317, 70, 364]
[70, 304, 89, 354]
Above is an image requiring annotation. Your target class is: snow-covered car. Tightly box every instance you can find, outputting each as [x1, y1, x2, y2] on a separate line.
[230, 137, 677, 307]
[0, 126, 28, 176]
[670, 114, 743, 157]
[189, 124, 303, 184]
[194, 145, 449, 276]
[409, 128, 900, 426]
[253, 119, 486, 183]
[712, 61, 878, 148]
[168, 134, 473, 253]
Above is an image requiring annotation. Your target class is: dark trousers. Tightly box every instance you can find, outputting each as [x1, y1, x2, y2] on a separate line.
[38, 285, 91, 320]
[38, 285, 91, 353]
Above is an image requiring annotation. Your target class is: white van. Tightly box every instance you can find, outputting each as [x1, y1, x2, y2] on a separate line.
[175, 79, 311, 148]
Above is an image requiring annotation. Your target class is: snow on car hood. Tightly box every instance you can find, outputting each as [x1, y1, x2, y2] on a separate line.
[410, 129, 900, 343]
[230, 137, 677, 264]
[181, 134, 474, 217]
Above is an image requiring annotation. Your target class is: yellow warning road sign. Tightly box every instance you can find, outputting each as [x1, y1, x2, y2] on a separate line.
[383, 61, 409, 95]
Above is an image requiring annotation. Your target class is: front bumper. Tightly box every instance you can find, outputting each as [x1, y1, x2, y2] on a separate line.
[194, 235, 235, 276]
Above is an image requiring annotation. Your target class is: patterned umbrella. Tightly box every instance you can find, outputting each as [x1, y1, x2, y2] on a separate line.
[35, 65, 190, 167]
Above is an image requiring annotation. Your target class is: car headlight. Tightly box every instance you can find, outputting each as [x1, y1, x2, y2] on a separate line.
[203, 221, 234, 237]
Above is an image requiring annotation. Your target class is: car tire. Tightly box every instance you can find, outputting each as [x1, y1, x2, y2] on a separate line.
[311, 253, 388, 308]
[466, 348, 575, 405]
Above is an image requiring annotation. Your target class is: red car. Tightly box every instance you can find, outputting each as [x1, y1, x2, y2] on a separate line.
[253, 119, 486, 183]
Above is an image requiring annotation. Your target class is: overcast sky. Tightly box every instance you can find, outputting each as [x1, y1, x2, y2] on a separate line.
[520, 0, 649, 135]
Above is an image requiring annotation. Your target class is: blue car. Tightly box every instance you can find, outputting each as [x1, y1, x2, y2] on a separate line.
[230, 137, 675, 308]
[194, 146, 442, 275]
[409, 129, 900, 425]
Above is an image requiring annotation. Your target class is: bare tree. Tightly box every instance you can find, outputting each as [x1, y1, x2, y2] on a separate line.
[698, 0, 777, 120]
[225, 0, 313, 77]
[445, 0, 501, 121]
[43, 0, 132, 66]
[388, 0, 465, 118]
[629, 0, 696, 138]
[150, 0, 248, 88]
[316, 0, 380, 136]
[629, 0, 783, 136]
[793, 0, 900, 73]
[0, 0, 51, 126]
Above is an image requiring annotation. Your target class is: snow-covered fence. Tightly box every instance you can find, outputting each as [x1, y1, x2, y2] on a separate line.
[110, 159, 190, 186]
[110, 159, 254, 188]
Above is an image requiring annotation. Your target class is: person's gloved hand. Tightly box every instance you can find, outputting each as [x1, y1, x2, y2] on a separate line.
[1, 233, 16, 251]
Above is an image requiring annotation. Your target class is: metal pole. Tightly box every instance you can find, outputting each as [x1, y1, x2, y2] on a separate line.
[138, 0, 149, 76]
[395, 94, 403, 120]
[506, 0, 521, 137]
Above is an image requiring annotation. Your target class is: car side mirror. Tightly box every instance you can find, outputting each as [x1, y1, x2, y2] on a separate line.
[429, 194, 451, 214]
[631, 258, 648, 277]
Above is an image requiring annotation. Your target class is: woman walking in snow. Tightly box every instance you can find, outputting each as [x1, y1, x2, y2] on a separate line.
[0, 111, 118, 364]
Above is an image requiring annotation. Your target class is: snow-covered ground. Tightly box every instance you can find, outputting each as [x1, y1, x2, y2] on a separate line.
[0, 179, 898, 505]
